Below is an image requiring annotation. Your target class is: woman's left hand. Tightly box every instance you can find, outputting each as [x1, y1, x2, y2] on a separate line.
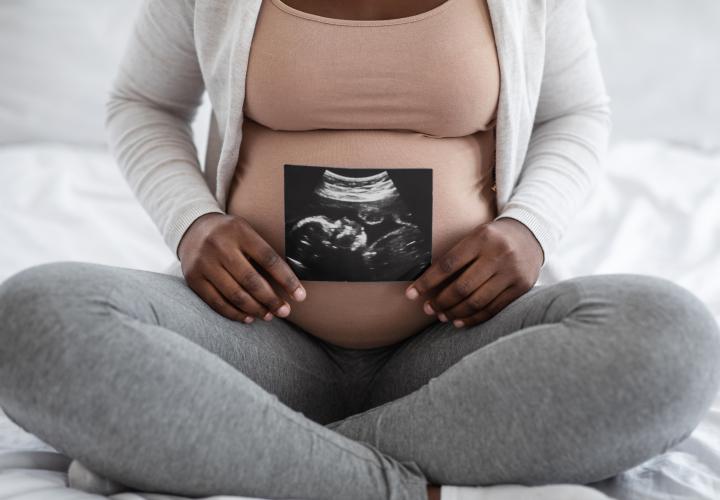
[404, 218, 544, 328]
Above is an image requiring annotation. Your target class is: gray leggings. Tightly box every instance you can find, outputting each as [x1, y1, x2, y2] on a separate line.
[1, 261, 719, 500]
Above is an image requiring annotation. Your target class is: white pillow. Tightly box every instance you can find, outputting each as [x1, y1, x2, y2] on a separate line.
[0, 0, 143, 146]
[587, 0, 720, 151]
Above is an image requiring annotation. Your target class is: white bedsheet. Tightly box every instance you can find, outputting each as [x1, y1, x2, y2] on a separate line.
[0, 141, 718, 499]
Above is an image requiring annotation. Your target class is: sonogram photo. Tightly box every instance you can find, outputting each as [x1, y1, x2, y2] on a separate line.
[284, 164, 433, 282]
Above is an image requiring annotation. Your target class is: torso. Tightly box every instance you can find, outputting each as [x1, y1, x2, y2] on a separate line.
[226, 0, 500, 349]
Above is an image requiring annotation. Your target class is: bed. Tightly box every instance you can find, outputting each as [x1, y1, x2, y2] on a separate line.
[1, 1, 719, 499]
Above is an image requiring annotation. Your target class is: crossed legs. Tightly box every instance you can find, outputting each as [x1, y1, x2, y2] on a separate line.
[1, 262, 718, 499]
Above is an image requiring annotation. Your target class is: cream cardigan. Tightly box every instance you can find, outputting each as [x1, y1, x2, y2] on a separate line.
[106, 0, 611, 274]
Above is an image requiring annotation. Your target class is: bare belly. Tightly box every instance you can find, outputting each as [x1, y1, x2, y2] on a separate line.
[226, 117, 497, 349]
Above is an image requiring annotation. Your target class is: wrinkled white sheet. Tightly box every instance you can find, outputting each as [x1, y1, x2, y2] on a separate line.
[0, 141, 718, 499]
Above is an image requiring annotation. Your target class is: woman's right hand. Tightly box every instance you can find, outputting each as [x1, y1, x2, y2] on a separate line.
[177, 212, 307, 323]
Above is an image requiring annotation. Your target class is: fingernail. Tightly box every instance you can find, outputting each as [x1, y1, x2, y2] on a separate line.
[453, 319, 465, 328]
[263, 311, 273, 321]
[406, 286, 419, 300]
[423, 302, 435, 315]
[276, 303, 291, 318]
[244, 316, 254, 324]
[438, 313, 448, 322]
[292, 287, 306, 301]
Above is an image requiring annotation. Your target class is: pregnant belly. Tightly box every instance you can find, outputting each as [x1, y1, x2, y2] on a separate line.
[227, 118, 497, 349]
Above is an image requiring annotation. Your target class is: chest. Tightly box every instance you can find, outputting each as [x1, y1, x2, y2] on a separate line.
[243, 0, 500, 137]
[278, 0, 453, 20]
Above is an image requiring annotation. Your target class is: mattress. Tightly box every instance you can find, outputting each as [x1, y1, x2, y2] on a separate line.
[1, 141, 718, 499]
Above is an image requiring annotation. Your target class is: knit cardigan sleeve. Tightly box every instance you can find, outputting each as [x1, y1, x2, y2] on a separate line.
[496, 0, 612, 266]
[106, 0, 224, 260]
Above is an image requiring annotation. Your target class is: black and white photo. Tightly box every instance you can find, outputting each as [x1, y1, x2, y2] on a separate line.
[284, 164, 432, 282]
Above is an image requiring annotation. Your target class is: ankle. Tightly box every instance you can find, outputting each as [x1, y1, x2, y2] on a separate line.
[427, 484, 441, 500]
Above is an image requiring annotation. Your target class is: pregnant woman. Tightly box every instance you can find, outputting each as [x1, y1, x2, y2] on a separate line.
[1, 1, 719, 499]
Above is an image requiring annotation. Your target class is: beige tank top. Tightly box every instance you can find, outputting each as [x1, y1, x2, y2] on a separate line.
[226, 0, 500, 349]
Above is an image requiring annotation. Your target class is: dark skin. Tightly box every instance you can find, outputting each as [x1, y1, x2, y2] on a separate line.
[178, 1, 544, 497]
[177, 214, 544, 328]
[178, 212, 307, 324]
[406, 218, 544, 328]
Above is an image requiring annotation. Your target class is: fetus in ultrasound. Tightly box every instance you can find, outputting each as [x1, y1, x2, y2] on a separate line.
[284, 165, 433, 282]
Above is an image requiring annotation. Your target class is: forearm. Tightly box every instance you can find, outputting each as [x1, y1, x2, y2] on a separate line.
[496, 101, 611, 264]
[106, 92, 224, 259]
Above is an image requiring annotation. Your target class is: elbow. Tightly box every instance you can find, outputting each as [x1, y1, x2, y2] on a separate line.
[585, 93, 613, 164]
[540, 92, 612, 129]
[105, 88, 122, 153]
[105, 94, 119, 133]
[104, 86, 134, 158]
[105, 83, 132, 141]
[534, 92, 613, 159]
[586, 92, 613, 139]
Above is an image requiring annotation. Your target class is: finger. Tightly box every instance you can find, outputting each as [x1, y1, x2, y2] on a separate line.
[429, 257, 496, 313]
[206, 263, 273, 320]
[406, 237, 478, 300]
[194, 278, 255, 323]
[220, 250, 291, 318]
[440, 273, 510, 321]
[242, 234, 306, 302]
[455, 284, 520, 328]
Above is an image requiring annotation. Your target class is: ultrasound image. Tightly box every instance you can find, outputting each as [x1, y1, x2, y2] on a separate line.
[284, 164, 433, 282]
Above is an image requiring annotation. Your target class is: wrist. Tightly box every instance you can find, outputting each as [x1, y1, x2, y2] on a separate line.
[493, 217, 545, 268]
[177, 212, 225, 261]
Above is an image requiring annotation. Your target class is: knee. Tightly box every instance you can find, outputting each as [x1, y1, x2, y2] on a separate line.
[618, 274, 720, 396]
[538, 274, 720, 483]
[1, 260, 98, 310]
[0, 262, 113, 436]
[0, 261, 113, 358]
[597, 274, 720, 449]
[1, 262, 60, 341]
